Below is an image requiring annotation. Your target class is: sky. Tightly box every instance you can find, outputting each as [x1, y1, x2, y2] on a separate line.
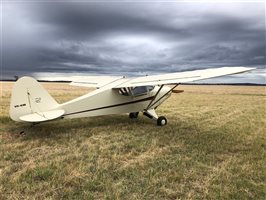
[1, 0, 266, 83]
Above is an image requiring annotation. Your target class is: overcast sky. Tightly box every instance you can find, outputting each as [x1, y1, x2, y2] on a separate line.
[2, 1, 266, 83]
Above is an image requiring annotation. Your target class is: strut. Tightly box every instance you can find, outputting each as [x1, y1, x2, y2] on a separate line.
[146, 84, 179, 110]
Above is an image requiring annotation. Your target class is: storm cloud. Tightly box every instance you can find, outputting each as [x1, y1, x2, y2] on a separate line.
[2, 1, 266, 82]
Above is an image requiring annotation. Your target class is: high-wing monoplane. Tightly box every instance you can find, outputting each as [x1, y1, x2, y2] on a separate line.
[9, 67, 253, 126]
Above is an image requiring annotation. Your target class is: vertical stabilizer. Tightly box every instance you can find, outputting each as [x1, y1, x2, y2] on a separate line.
[9, 77, 60, 122]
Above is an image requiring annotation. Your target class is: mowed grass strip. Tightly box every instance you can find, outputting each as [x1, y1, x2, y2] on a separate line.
[0, 82, 265, 199]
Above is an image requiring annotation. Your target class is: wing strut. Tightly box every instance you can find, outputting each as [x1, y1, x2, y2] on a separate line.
[146, 85, 164, 110]
[146, 84, 179, 110]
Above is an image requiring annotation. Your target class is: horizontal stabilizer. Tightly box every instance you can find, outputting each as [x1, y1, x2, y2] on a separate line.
[19, 110, 65, 122]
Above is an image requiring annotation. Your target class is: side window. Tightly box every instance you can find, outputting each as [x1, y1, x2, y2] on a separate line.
[131, 86, 154, 96]
[118, 86, 154, 96]
[131, 86, 147, 96]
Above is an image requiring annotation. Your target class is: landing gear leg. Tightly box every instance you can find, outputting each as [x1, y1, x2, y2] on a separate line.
[143, 109, 168, 126]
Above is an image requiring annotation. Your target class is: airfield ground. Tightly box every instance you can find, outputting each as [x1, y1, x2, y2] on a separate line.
[0, 82, 265, 199]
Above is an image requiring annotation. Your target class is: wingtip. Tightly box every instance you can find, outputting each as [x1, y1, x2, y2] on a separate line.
[242, 67, 256, 72]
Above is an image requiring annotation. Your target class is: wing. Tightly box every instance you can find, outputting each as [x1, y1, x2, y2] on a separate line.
[113, 67, 254, 88]
[69, 67, 254, 89]
[70, 76, 125, 88]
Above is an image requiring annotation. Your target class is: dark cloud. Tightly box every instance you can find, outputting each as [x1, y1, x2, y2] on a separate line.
[2, 1, 265, 82]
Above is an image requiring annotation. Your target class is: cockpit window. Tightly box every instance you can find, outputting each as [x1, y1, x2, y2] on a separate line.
[118, 86, 154, 96]
[131, 86, 148, 96]
[132, 86, 154, 96]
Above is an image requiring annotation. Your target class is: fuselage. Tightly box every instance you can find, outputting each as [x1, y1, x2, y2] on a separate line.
[9, 76, 172, 123]
[59, 85, 171, 119]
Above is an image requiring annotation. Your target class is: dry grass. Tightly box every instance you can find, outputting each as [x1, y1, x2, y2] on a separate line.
[0, 81, 265, 199]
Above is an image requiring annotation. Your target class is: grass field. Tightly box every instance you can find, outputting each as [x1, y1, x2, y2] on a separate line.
[0, 82, 265, 199]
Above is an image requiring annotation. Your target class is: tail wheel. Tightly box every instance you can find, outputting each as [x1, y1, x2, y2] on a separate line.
[157, 116, 167, 126]
[129, 112, 139, 119]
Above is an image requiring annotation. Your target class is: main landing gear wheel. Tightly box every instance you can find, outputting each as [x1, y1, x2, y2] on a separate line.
[157, 116, 167, 126]
[129, 112, 139, 119]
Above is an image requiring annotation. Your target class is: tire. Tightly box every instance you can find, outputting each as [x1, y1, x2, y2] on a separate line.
[129, 112, 139, 119]
[157, 116, 167, 126]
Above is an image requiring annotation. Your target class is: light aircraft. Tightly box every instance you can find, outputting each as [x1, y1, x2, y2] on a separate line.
[9, 67, 253, 126]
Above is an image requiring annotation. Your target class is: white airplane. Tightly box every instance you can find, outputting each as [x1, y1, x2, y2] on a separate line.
[9, 67, 253, 126]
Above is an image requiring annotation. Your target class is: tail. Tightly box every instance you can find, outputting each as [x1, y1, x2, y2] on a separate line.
[9, 77, 64, 123]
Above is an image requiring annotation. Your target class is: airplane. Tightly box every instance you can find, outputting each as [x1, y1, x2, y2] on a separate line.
[9, 67, 253, 126]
